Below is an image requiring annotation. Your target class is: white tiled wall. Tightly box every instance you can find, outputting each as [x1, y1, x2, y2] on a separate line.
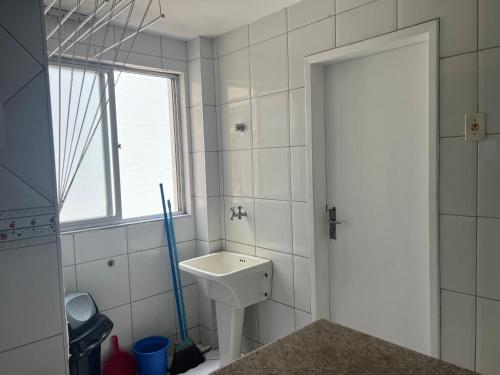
[45, 20, 203, 364]
[0, 1, 66, 373]
[60, 215, 199, 362]
[211, 0, 500, 372]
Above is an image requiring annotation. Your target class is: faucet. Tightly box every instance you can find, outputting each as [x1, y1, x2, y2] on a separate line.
[230, 206, 247, 220]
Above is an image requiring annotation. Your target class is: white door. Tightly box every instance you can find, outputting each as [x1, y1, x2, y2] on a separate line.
[325, 41, 432, 354]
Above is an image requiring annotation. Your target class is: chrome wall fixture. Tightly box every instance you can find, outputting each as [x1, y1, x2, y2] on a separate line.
[234, 123, 246, 132]
[230, 206, 247, 220]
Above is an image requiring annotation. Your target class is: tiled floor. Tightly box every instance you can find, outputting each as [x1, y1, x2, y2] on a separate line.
[184, 350, 220, 375]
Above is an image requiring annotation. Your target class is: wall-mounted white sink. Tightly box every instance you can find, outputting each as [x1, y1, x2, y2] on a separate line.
[179, 251, 272, 365]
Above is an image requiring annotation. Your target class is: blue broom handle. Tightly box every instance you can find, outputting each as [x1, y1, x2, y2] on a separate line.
[167, 199, 189, 341]
[159, 184, 186, 340]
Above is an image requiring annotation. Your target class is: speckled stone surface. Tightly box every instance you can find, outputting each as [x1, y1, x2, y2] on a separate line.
[213, 319, 476, 375]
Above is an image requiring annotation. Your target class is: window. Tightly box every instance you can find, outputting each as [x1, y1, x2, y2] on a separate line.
[49, 64, 183, 228]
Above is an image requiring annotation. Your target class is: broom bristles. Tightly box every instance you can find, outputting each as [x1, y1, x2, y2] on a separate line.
[170, 342, 205, 374]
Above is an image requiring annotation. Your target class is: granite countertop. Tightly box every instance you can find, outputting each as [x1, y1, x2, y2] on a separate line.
[213, 319, 476, 375]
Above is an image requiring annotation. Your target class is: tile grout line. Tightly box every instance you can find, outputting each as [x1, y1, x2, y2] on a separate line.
[474, 3, 479, 368]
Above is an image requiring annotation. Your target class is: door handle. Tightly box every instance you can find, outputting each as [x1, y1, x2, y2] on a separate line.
[329, 207, 341, 239]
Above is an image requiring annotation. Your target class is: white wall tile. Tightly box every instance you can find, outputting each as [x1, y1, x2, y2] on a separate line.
[478, 135, 500, 217]
[0, 244, 62, 353]
[0, 335, 66, 375]
[440, 290, 476, 371]
[203, 106, 219, 152]
[190, 106, 205, 153]
[222, 150, 254, 196]
[253, 148, 291, 200]
[291, 147, 307, 201]
[255, 200, 292, 253]
[194, 197, 209, 241]
[477, 217, 500, 300]
[161, 37, 187, 61]
[293, 256, 311, 312]
[294, 309, 312, 330]
[258, 300, 295, 344]
[1, 74, 55, 200]
[115, 51, 162, 70]
[207, 196, 222, 242]
[397, 0, 477, 57]
[225, 240, 256, 256]
[256, 247, 294, 306]
[224, 197, 255, 246]
[177, 240, 197, 286]
[479, 0, 500, 50]
[1, 1, 48, 62]
[250, 35, 288, 97]
[173, 215, 196, 243]
[336, 0, 396, 47]
[219, 49, 250, 103]
[193, 152, 207, 197]
[193, 151, 220, 197]
[60, 234, 75, 266]
[439, 215, 476, 295]
[132, 292, 177, 340]
[200, 58, 216, 106]
[188, 37, 211, 61]
[336, 0, 374, 13]
[292, 202, 309, 258]
[188, 59, 202, 107]
[129, 247, 172, 301]
[289, 88, 306, 146]
[122, 32, 161, 57]
[249, 10, 287, 45]
[252, 92, 289, 148]
[479, 48, 500, 135]
[101, 304, 133, 362]
[221, 100, 252, 150]
[440, 53, 478, 137]
[287, 0, 334, 31]
[63, 266, 77, 295]
[288, 17, 334, 89]
[205, 152, 220, 197]
[218, 25, 249, 56]
[187, 326, 201, 345]
[477, 297, 500, 374]
[127, 220, 164, 253]
[200, 326, 218, 348]
[196, 239, 222, 256]
[76, 254, 130, 311]
[74, 227, 127, 263]
[439, 138, 477, 216]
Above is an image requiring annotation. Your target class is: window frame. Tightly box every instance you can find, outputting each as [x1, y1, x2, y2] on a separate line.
[50, 58, 185, 231]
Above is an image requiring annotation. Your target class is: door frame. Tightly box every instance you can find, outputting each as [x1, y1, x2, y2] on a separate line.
[304, 20, 439, 356]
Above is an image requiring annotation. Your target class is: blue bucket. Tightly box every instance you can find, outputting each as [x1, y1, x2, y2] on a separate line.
[134, 336, 170, 375]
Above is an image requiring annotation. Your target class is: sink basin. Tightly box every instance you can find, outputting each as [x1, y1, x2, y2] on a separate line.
[179, 251, 272, 365]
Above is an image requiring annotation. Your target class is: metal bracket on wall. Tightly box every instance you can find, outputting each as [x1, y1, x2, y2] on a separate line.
[329, 206, 342, 240]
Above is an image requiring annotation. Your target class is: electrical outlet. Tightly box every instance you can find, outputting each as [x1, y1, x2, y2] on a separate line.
[465, 113, 486, 142]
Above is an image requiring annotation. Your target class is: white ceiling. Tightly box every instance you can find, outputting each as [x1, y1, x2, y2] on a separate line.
[46, 0, 302, 40]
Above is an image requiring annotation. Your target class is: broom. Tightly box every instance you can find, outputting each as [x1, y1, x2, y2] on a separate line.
[160, 184, 205, 374]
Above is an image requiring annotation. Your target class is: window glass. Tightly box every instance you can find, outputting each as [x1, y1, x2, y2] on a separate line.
[49, 66, 111, 222]
[114, 71, 177, 219]
[49, 65, 181, 226]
